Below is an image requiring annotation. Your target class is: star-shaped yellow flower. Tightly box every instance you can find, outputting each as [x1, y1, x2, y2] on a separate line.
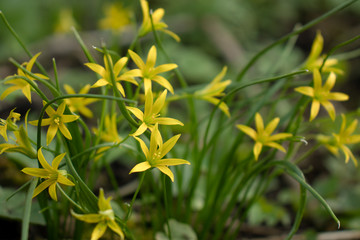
[71, 188, 124, 240]
[64, 84, 98, 118]
[128, 45, 177, 94]
[21, 148, 75, 201]
[318, 114, 360, 166]
[304, 31, 343, 74]
[194, 66, 232, 117]
[0, 108, 20, 142]
[0, 52, 49, 103]
[237, 113, 292, 161]
[138, 0, 180, 42]
[130, 124, 190, 181]
[127, 90, 183, 136]
[85, 55, 138, 97]
[29, 102, 79, 145]
[295, 69, 349, 121]
[93, 114, 122, 144]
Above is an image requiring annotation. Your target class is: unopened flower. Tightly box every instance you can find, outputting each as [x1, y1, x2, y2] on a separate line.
[64, 84, 97, 118]
[304, 31, 343, 74]
[21, 148, 75, 201]
[237, 113, 292, 161]
[130, 124, 190, 181]
[127, 90, 183, 136]
[85, 55, 138, 97]
[0, 53, 49, 103]
[29, 102, 79, 145]
[194, 66, 231, 117]
[128, 45, 177, 94]
[138, 0, 180, 42]
[71, 188, 124, 240]
[317, 114, 360, 166]
[295, 69, 348, 121]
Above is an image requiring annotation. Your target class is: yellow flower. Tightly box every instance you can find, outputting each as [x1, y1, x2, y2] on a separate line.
[54, 8, 78, 33]
[64, 84, 97, 118]
[318, 114, 360, 166]
[71, 188, 124, 240]
[127, 90, 183, 136]
[304, 31, 343, 74]
[0, 110, 37, 159]
[0, 53, 49, 103]
[29, 102, 79, 145]
[98, 3, 131, 33]
[194, 66, 232, 117]
[21, 148, 75, 201]
[237, 113, 292, 161]
[295, 69, 349, 121]
[0, 108, 21, 142]
[128, 45, 177, 94]
[93, 114, 121, 144]
[138, 0, 180, 42]
[85, 55, 138, 97]
[130, 124, 190, 181]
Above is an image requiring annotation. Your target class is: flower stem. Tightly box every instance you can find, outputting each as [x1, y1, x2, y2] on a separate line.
[125, 172, 146, 221]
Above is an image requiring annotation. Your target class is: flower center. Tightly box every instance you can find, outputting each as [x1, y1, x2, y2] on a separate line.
[53, 116, 61, 125]
[99, 209, 115, 221]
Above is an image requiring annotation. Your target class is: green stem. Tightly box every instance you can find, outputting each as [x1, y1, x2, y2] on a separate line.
[21, 178, 37, 240]
[125, 172, 146, 221]
[57, 183, 84, 212]
[163, 175, 172, 240]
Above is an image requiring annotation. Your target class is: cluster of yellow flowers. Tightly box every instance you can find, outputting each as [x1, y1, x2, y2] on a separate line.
[237, 31, 359, 165]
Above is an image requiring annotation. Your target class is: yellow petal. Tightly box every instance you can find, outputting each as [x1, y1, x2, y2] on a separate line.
[269, 133, 292, 141]
[323, 72, 336, 91]
[38, 148, 53, 171]
[57, 174, 75, 186]
[61, 114, 79, 123]
[156, 165, 174, 182]
[113, 57, 128, 76]
[92, 79, 109, 88]
[294, 86, 315, 97]
[48, 183, 58, 201]
[253, 142, 263, 161]
[64, 84, 76, 94]
[327, 92, 349, 101]
[309, 100, 320, 121]
[313, 69, 322, 90]
[237, 125, 257, 140]
[265, 142, 287, 153]
[131, 123, 148, 137]
[52, 152, 66, 169]
[134, 136, 149, 158]
[91, 221, 108, 240]
[128, 50, 145, 69]
[321, 100, 336, 121]
[152, 63, 178, 76]
[255, 113, 264, 133]
[129, 161, 151, 174]
[264, 117, 280, 135]
[71, 210, 102, 223]
[21, 168, 49, 178]
[107, 220, 125, 240]
[47, 124, 59, 145]
[59, 124, 73, 140]
[152, 75, 174, 94]
[33, 179, 53, 199]
[160, 134, 180, 159]
[156, 117, 183, 126]
[85, 63, 106, 77]
[145, 46, 157, 69]
[156, 158, 190, 166]
[127, 107, 144, 121]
